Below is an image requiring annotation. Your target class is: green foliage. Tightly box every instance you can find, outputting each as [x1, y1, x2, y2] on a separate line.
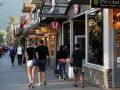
[0, 32, 3, 44]
[14, 38, 19, 47]
[9, 16, 20, 25]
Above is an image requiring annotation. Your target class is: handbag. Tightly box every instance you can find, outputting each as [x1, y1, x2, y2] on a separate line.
[68, 66, 74, 79]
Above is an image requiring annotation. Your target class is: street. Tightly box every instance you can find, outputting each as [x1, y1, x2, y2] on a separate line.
[0, 53, 113, 90]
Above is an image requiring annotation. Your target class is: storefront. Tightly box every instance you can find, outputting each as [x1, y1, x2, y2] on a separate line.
[62, 1, 120, 88]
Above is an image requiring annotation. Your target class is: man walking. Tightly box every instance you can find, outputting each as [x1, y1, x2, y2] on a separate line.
[8, 44, 16, 66]
[17, 44, 23, 66]
[36, 40, 49, 86]
[71, 44, 84, 88]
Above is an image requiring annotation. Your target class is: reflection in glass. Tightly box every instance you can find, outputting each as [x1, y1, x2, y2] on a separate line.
[88, 10, 103, 65]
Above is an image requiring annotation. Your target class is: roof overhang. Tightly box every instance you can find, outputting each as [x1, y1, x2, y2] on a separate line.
[39, 14, 68, 18]
[39, 1, 68, 24]
[22, 2, 36, 13]
[68, 0, 90, 5]
[40, 17, 67, 26]
[22, 7, 33, 13]
[23, 20, 39, 34]
[31, 0, 44, 9]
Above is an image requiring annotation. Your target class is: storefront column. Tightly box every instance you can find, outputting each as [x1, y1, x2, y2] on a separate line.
[103, 9, 113, 69]
[70, 20, 73, 57]
[103, 9, 113, 88]
[47, 33, 50, 55]
[54, 31, 57, 57]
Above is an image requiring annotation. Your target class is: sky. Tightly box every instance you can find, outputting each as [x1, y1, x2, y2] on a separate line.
[0, 0, 24, 30]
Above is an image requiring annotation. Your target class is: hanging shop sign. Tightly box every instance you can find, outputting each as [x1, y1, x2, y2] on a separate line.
[50, 21, 60, 30]
[91, 0, 120, 8]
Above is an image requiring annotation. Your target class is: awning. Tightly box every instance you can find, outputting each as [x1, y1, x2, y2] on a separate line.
[23, 20, 39, 34]
[68, 0, 90, 5]
[39, 1, 68, 18]
[40, 17, 67, 26]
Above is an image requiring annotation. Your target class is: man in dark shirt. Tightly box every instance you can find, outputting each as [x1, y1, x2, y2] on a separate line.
[36, 40, 49, 86]
[72, 44, 84, 88]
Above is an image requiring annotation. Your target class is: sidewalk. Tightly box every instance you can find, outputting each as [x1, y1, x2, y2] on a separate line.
[0, 53, 118, 90]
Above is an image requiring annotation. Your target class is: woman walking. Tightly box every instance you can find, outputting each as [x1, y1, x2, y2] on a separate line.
[56, 45, 67, 80]
[25, 42, 36, 88]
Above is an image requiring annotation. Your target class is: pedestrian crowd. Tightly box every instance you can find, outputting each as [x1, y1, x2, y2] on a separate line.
[8, 40, 84, 89]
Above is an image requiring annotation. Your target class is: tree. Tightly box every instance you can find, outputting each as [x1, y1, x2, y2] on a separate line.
[0, 32, 3, 45]
[6, 26, 12, 45]
[9, 16, 20, 25]
[6, 16, 20, 45]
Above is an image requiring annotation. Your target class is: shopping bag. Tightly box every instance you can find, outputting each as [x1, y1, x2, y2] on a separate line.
[68, 66, 74, 79]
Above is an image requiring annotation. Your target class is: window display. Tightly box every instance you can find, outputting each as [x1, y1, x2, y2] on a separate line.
[87, 9, 103, 65]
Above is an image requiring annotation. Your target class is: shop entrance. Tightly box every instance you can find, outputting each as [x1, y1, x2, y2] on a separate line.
[114, 30, 120, 87]
[74, 35, 85, 58]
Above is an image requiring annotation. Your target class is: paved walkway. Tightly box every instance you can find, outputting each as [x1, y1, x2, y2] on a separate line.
[0, 53, 117, 90]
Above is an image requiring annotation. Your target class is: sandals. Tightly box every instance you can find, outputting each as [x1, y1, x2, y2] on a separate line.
[28, 83, 34, 88]
[73, 84, 77, 87]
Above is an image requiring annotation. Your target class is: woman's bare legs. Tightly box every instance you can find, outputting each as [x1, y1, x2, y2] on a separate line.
[31, 66, 36, 86]
[27, 67, 33, 87]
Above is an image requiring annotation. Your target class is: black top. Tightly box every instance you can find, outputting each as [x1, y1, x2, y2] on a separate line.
[26, 47, 34, 60]
[72, 50, 84, 67]
[56, 50, 67, 60]
[36, 45, 49, 60]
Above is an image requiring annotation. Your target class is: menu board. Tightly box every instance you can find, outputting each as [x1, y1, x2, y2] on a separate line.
[91, 0, 120, 8]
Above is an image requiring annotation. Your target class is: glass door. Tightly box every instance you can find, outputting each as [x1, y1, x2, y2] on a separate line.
[74, 35, 85, 59]
[114, 30, 120, 87]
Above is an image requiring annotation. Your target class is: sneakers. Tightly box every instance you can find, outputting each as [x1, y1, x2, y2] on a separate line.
[59, 76, 62, 79]
[37, 81, 46, 86]
[37, 83, 42, 86]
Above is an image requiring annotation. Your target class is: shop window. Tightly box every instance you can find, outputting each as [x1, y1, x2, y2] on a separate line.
[87, 9, 103, 65]
[73, 20, 85, 35]
[63, 23, 70, 56]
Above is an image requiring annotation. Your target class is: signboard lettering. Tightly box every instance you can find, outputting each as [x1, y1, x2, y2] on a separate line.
[50, 21, 60, 30]
[91, 0, 120, 8]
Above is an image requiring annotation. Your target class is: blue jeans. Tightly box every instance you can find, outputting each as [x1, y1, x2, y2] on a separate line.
[58, 61, 66, 78]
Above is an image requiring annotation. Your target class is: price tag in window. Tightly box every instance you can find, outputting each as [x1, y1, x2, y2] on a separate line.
[117, 57, 120, 63]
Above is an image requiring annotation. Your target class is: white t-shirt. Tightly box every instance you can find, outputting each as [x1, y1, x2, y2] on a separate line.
[17, 46, 22, 55]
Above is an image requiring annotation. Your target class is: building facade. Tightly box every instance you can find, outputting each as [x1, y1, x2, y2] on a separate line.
[19, 0, 120, 89]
